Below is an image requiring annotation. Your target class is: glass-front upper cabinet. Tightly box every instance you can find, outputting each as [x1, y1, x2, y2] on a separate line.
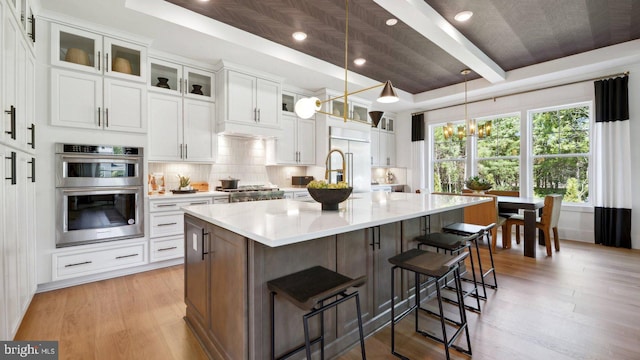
[282, 92, 296, 115]
[51, 23, 146, 82]
[351, 101, 368, 123]
[148, 57, 214, 101]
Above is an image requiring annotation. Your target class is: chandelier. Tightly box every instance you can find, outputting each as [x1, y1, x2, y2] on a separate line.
[443, 69, 491, 140]
[294, 0, 399, 122]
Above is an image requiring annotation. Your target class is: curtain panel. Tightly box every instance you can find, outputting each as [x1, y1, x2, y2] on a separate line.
[411, 113, 426, 192]
[593, 75, 632, 248]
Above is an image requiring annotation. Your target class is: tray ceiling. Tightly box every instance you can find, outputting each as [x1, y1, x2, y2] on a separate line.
[166, 0, 640, 94]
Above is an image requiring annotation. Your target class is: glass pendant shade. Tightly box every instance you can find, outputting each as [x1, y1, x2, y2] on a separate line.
[294, 97, 321, 119]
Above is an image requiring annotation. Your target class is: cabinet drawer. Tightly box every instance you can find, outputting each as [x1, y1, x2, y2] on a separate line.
[54, 242, 147, 280]
[150, 212, 184, 237]
[149, 197, 212, 212]
[150, 236, 184, 262]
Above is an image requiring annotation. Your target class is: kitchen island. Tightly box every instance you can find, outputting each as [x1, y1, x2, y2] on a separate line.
[182, 192, 489, 359]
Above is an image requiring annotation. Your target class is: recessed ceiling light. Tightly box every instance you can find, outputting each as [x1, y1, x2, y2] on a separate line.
[353, 58, 366, 66]
[292, 32, 307, 41]
[454, 11, 473, 22]
[385, 18, 398, 26]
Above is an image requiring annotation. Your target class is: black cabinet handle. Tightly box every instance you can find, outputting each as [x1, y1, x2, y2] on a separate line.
[158, 246, 178, 252]
[157, 222, 178, 227]
[115, 253, 138, 260]
[156, 204, 177, 208]
[5, 105, 16, 140]
[28, 123, 35, 149]
[97, 51, 101, 71]
[28, 157, 35, 183]
[202, 230, 210, 260]
[185, 144, 188, 159]
[65, 261, 92, 268]
[5, 151, 16, 185]
[105, 108, 109, 127]
[105, 53, 109, 72]
[97, 107, 101, 127]
[28, 14, 35, 42]
[189, 201, 207, 205]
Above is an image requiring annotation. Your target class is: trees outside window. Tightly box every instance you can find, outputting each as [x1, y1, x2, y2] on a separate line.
[531, 105, 590, 203]
[433, 123, 466, 192]
[477, 115, 520, 191]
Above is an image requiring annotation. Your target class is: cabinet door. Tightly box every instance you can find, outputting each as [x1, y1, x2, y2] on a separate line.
[148, 92, 183, 161]
[255, 78, 279, 127]
[379, 130, 388, 166]
[209, 225, 248, 360]
[185, 215, 209, 325]
[149, 57, 181, 96]
[0, 146, 5, 340]
[372, 223, 401, 316]
[297, 117, 315, 165]
[103, 78, 146, 132]
[184, 66, 214, 101]
[275, 115, 296, 164]
[2, 148, 20, 336]
[50, 23, 102, 74]
[336, 229, 374, 336]
[370, 128, 380, 166]
[50, 68, 102, 130]
[104, 37, 146, 82]
[385, 132, 396, 167]
[183, 98, 216, 162]
[227, 71, 256, 124]
[15, 38, 27, 147]
[2, 12, 19, 145]
[25, 50, 35, 152]
[351, 101, 368, 123]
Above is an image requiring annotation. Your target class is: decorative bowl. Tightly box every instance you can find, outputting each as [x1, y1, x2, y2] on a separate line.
[307, 187, 353, 210]
[464, 176, 492, 192]
[65, 48, 90, 66]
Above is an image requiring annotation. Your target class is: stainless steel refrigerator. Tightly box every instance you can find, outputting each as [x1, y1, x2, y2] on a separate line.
[328, 127, 372, 193]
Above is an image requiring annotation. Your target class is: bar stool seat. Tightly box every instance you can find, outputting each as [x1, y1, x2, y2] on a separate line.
[267, 266, 367, 360]
[443, 222, 498, 299]
[415, 232, 482, 312]
[389, 249, 472, 360]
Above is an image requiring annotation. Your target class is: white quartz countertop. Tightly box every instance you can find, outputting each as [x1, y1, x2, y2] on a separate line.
[147, 191, 229, 199]
[182, 192, 490, 247]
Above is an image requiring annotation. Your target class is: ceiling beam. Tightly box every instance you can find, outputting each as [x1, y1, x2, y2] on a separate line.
[373, 0, 506, 83]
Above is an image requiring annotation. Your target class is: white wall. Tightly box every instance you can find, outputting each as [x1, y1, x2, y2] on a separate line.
[396, 60, 640, 249]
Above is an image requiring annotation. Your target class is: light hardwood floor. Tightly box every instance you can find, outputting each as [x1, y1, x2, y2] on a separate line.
[16, 239, 640, 360]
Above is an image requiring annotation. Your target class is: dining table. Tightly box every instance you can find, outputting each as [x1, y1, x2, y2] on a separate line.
[497, 196, 545, 257]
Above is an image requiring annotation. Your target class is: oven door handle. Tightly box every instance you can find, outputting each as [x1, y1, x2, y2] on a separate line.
[59, 186, 142, 193]
[59, 155, 140, 163]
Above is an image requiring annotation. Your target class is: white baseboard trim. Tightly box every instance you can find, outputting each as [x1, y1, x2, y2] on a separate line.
[36, 258, 184, 293]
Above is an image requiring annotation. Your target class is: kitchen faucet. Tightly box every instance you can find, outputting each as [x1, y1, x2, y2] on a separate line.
[325, 149, 346, 182]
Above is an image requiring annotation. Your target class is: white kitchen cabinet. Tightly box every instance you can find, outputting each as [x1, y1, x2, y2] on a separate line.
[149, 57, 214, 102]
[371, 128, 396, 167]
[52, 241, 148, 280]
[148, 196, 213, 263]
[216, 65, 282, 137]
[1, 145, 36, 340]
[51, 68, 147, 132]
[268, 114, 315, 165]
[328, 93, 370, 123]
[148, 92, 216, 162]
[51, 23, 146, 83]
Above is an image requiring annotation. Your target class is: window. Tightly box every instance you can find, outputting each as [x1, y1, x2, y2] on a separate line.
[531, 104, 590, 203]
[476, 115, 520, 191]
[432, 122, 466, 192]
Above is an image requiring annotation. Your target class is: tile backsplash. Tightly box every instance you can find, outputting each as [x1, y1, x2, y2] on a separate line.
[149, 135, 309, 190]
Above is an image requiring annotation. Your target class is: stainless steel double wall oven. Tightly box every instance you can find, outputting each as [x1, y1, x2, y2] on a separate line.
[55, 143, 144, 247]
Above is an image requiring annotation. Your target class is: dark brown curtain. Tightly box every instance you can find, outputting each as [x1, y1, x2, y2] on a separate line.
[411, 113, 424, 141]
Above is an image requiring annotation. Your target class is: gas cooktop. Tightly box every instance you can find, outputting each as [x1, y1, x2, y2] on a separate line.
[215, 185, 279, 193]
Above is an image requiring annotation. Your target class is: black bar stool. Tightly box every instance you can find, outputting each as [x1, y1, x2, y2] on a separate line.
[443, 222, 498, 299]
[415, 232, 482, 312]
[267, 266, 367, 360]
[389, 249, 472, 360]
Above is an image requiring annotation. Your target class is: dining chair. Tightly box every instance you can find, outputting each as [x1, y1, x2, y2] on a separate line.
[505, 194, 563, 256]
[487, 190, 521, 247]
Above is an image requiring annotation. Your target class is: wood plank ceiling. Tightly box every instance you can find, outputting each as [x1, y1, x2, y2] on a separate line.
[166, 0, 640, 94]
